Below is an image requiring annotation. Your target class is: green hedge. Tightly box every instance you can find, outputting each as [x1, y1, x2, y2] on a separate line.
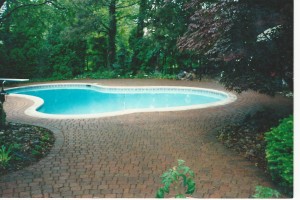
[265, 115, 293, 195]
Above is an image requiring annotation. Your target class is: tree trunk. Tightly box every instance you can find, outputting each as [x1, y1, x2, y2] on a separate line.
[131, 0, 147, 74]
[107, 0, 117, 69]
[136, 0, 146, 38]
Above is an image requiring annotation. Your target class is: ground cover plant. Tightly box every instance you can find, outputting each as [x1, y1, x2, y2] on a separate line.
[217, 110, 293, 196]
[0, 145, 12, 168]
[217, 109, 285, 171]
[0, 123, 55, 175]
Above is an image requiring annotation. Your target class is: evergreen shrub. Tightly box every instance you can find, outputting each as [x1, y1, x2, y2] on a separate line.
[265, 115, 293, 195]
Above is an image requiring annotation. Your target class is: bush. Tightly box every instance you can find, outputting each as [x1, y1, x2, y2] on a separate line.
[0, 103, 6, 129]
[76, 70, 118, 79]
[0, 145, 12, 169]
[252, 186, 280, 198]
[265, 115, 293, 195]
[156, 159, 195, 198]
[52, 65, 73, 80]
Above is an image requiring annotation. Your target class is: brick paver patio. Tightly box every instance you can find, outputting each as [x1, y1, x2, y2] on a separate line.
[0, 79, 293, 198]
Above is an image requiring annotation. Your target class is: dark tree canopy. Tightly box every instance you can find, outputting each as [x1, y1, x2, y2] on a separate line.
[178, 0, 293, 95]
[0, 0, 294, 95]
[0, 0, 5, 8]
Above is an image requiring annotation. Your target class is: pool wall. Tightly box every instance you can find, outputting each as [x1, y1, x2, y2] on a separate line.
[7, 83, 237, 119]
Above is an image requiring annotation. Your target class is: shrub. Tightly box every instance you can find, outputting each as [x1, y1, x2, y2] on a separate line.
[252, 186, 280, 198]
[99, 70, 118, 79]
[265, 115, 293, 195]
[0, 145, 12, 169]
[52, 65, 73, 80]
[0, 103, 6, 129]
[156, 159, 195, 198]
[148, 73, 177, 80]
[76, 70, 118, 79]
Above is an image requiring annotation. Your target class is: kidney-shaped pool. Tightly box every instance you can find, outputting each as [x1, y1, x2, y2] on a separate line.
[7, 83, 236, 119]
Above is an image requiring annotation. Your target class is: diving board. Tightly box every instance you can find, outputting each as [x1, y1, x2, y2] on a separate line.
[0, 78, 29, 82]
[1, 78, 29, 91]
[0, 78, 29, 103]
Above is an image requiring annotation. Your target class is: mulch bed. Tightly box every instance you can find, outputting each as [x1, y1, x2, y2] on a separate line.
[216, 108, 289, 173]
[0, 123, 55, 176]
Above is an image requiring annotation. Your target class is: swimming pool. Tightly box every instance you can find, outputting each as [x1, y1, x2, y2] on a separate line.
[7, 83, 236, 119]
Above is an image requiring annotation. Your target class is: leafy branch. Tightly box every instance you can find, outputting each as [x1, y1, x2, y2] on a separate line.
[116, 1, 138, 9]
[0, 0, 65, 21]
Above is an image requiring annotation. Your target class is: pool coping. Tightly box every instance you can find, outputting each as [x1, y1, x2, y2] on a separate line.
[7, 83, 237, 119]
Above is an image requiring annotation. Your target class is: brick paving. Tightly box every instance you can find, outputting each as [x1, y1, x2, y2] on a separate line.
[0, 79, 293, 198]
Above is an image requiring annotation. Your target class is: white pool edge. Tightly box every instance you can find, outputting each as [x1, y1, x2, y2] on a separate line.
[7, 83, 237, 119]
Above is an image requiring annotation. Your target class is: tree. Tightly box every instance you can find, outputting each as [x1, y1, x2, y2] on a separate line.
[130, 0, 147, 73]
[0, 0, 139, 78]
[106, 0, 138, 69]
[178, 0, 293, 95]
[67, 0, 138, 70]
[0, 0, 64, 22]
[108, 0, 117, 68]
[129, 0, 197, 75]
[0, 0, 59, 78]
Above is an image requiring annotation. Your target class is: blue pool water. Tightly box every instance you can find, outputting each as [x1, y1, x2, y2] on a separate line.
[8, 84, 228, 115]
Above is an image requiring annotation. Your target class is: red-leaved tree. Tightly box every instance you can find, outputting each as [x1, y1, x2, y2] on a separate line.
[178, 0, 293, 95]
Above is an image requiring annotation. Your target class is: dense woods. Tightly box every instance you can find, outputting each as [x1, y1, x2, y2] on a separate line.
[0, 0, 293, 94]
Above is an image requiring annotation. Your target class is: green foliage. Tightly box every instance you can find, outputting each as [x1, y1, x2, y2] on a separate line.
[34, 145, 43, 152]
[0, 0, 293, 96]
[129, 0, 200, 76]
[0, 145, 12, 169]
[76, 70, 118, 79]
[146, 72, 177, 80]
[41, 133, 50, 142]
[52, 65, 73, 80]
[0, 0, 58, 78]
[0, 123, 55, 175]
[76, 70, 178, 80]
[265, 115, 293, 195]
[0, 103, 6, 129]
[31, 149, 41, 158]
[11, 143, 22, 150]
[156, 159, 195, 198]
[252, 186, 280, 198]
